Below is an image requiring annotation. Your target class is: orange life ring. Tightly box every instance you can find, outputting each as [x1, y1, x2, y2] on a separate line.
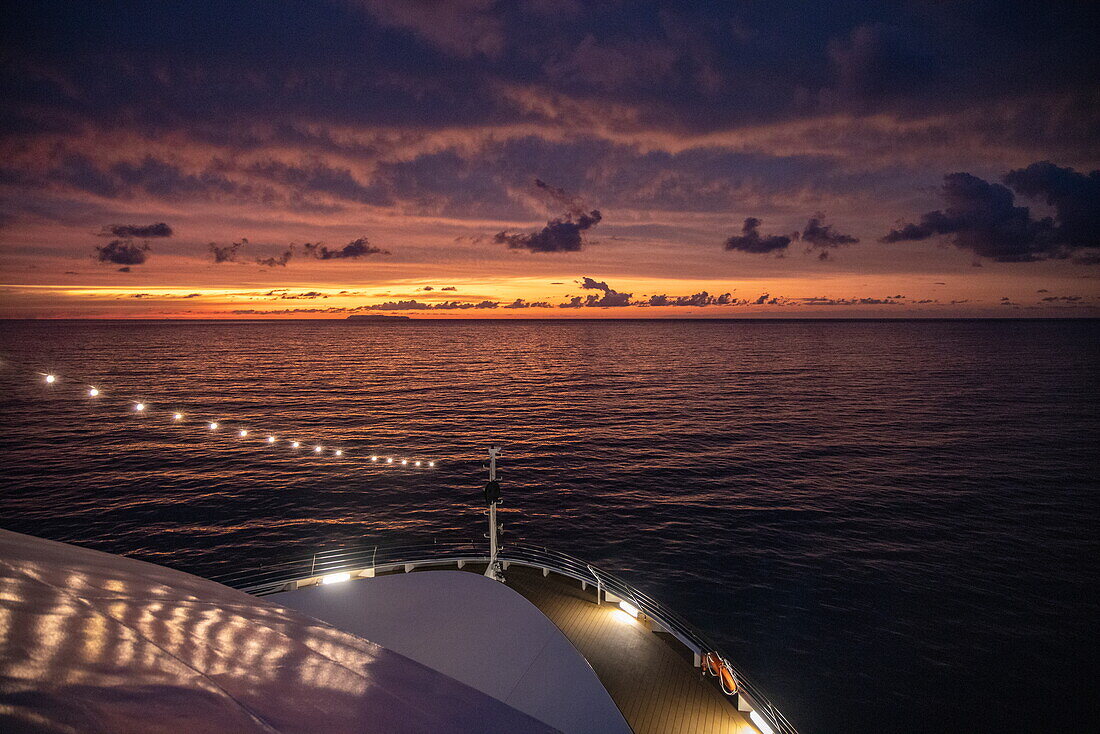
[719, 661, 738, 695]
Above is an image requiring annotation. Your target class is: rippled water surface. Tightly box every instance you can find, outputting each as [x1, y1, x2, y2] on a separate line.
[1, 319, 1096, 733]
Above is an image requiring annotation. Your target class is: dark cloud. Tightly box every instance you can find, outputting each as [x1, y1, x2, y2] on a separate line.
[95, 239, 149, 265]
[882, 163, 1100, 262]
[364, 299, 499, 311]
[801, 214, 859, 248]
[724, 218, 792, 254]
[503, 298, 552, 309]
[209, 238, 247, 264]
[117, 266, 131, 272]
[255, 248, 294, 268]
[1003, 161, 1100, 258]
[798, 296, 905, 306]
[1040, 295, 1082, 302]
[209, 238, 295, 267]
[578, 276, 631, 307]
[420, 286, 434, 291]
[102, 222, 173, 238]
[646, 292, 735, 307]
[493, 180, 602, 253]
[303, 237, 390, 260]
[441, 286, 457, 291]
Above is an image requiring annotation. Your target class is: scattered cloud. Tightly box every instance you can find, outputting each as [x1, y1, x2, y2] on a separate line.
[95, 239, 149, 266]
[577, 276, 631, 307]
[801, 213, 859, 248]
[493, 180, 602, 253]
[503, 298, 552, 308]
[303, 237, 390, 259]
[724, 218, 793, 254]
[209, 238, 248, 264]
[102, 223, 173, 238]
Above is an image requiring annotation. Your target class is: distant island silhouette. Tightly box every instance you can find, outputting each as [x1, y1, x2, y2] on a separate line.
[346, 314, 411, 321]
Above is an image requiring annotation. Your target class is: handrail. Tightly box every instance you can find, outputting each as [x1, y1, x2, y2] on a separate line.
[211, 539, 799, 734]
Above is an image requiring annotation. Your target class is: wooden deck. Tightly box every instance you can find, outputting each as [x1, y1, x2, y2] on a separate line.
[503, 565, 757, 734]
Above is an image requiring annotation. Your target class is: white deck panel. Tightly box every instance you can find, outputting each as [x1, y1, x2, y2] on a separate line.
[273, 570, 632, 734]
[0, 530, 558, 734]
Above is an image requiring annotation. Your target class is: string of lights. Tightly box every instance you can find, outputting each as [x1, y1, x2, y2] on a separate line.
[3, 359, 437, 470]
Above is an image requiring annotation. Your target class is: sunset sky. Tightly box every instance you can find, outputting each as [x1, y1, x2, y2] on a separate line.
[1, 1, 1098, 318]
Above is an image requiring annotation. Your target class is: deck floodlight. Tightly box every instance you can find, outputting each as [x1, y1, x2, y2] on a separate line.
[321, 572, 351, 585]
[88, 388, 99, 397]
[45, 374, 56, 384]
[749, 711, 775, 734]
[618, 600, 641, 618]
[134, 403, 145, 411]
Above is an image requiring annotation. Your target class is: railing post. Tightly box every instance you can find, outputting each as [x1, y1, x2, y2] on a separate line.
[483, 446, 504, 582]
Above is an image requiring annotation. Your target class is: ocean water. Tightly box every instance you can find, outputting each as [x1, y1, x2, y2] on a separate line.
[0, 319, 1096, 734]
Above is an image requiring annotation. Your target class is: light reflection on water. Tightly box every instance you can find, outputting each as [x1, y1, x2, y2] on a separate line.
[1, 319, 1097, 734]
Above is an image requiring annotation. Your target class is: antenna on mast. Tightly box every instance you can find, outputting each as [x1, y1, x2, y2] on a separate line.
[483, 446, 504, 582]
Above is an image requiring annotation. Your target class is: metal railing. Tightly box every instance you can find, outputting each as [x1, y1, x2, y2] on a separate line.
[211, 539, 799, 734]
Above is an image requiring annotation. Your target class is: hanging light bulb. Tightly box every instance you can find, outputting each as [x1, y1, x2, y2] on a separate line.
[267, 436, 275, 443]
[88, 387, 100, 397]
[290, 441, 300, 448]
[208, 422, 218, 430]
[45, 374, 56, 384]
[370, 456, 378, 462]
[414, 461, 421, 467]
[428, 461, 435, 468]
[238, 430, 248, 437]
[401, 459, 408, 466]
[313, 445, 322, 453]
[173, 413, 183, 421]
[334, 449, 343, 457]
[134, 403, 145, 411]
[386, 457, 393, 464]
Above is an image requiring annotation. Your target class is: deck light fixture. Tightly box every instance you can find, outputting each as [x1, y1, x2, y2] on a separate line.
[321, 572, 351, 585]
[749, 710, 775, 734]
[618, 600, 640, 618]
[11, 363, 437, 470]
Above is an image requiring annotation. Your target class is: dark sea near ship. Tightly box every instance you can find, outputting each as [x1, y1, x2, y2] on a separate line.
[1, 319, 1096, 734]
